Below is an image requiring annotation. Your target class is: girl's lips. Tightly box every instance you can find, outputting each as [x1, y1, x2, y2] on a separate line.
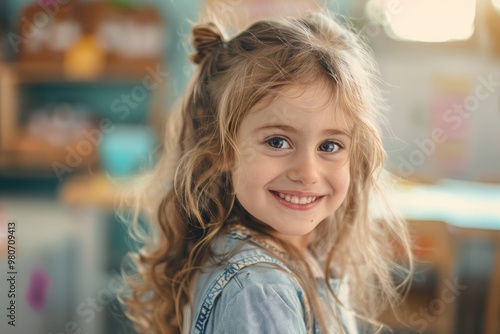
[269, 191, 323, 210]
[271, 190, 323, 197]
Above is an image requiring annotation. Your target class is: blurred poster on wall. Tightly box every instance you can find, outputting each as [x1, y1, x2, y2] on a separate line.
[430, 74, 472, 176]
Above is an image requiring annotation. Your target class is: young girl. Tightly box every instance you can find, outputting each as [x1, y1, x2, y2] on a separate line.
[120, 10, 413, 334]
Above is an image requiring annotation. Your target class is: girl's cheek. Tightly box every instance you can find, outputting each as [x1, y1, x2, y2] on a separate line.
[235, 137, 259, 165]
[231, 159, 258, 193]
[339, 167, 351, 194]
[240, 146, 258, 165]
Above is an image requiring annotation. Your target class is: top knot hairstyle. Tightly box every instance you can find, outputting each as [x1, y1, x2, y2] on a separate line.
[120, 10, 413, 334]
[189, 22, 227, 64]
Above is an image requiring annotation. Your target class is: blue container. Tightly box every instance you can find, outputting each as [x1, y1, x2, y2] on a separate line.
[99, 125, 156, 178]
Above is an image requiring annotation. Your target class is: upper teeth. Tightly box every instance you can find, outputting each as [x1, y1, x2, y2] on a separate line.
[278, 192, 317, 204]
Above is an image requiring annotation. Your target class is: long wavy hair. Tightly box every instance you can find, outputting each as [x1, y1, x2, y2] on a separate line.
[119, 10, 413, 334]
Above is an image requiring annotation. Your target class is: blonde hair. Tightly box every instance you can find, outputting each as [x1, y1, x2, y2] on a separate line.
[119, 10, 413, 334]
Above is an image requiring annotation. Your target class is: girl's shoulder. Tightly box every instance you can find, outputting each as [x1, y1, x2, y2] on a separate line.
[186, 228, 308, 333]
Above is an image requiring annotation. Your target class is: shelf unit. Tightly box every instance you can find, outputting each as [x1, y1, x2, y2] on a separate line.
[0, 0, 166, 179]
[0, 62, 16, 152]
[0, 61, 157, 177]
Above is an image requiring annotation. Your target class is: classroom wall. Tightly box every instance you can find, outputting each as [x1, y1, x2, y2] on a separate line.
[373, 38, 500, 182]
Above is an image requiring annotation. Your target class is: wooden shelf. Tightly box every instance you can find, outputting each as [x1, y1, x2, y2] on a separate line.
[0, 129, 98, 177]
[7, 62, 148, 200]
[0, 59, 160, 174]
[15, 61, 159, 84]
[59, 173, 132, 209]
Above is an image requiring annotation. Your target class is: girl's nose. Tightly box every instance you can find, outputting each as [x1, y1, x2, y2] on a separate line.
[287, 151, 320, 185]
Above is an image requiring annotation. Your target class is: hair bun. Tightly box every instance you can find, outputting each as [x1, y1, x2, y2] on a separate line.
[189, 22, 226, 64]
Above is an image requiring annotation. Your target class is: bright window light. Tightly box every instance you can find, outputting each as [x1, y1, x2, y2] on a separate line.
[366, 0, 476, 42]
[493, 0, 500, 11]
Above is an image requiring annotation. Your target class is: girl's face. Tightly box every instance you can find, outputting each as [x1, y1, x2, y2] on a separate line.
[231, 82, 351, 250]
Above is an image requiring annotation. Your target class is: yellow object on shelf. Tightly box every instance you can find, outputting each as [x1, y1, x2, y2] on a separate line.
[63, 35, 105, 80]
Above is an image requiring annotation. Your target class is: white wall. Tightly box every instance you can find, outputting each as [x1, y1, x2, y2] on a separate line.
[369, 25, 500, 181]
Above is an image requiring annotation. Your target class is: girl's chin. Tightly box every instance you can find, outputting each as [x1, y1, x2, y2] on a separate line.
[269, 224, 316, 240]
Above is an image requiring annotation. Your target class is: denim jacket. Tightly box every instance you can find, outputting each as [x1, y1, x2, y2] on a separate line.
[183, 226, 359, 334]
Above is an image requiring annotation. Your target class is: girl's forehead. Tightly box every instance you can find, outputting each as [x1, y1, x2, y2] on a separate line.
[278, 83, 335, 108]
[248, 82, 353, 129]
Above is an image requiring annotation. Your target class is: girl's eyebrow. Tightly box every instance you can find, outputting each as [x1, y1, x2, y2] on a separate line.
[255, 124, 352, 138]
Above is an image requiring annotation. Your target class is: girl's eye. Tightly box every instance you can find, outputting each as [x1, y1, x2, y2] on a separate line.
[266, 137, 291, 149]
[319, 141, 342, 152]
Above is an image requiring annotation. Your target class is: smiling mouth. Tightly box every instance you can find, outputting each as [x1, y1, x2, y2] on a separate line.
[270, 191, 321, 205]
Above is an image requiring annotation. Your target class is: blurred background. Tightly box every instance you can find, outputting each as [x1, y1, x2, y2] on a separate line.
[0, 0, 499, 333]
